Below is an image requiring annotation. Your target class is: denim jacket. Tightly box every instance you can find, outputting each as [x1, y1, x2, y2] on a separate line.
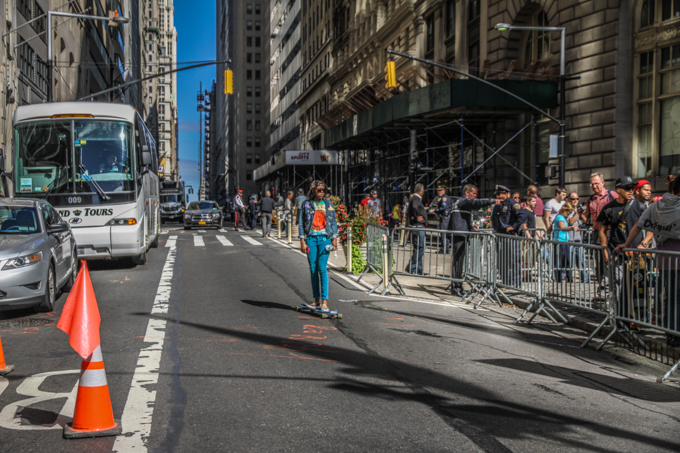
[298, 199, 338, 240]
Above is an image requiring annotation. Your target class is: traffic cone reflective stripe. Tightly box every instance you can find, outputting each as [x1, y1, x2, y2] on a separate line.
[0, 337, 14, 376]
[65, 344, 121, 438]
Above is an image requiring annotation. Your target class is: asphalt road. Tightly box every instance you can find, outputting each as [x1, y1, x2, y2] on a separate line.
[0, 225, 678, 452]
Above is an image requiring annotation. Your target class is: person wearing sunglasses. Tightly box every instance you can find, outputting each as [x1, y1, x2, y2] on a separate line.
[597, 176, 647, 324]
[298, 180, 339, 312]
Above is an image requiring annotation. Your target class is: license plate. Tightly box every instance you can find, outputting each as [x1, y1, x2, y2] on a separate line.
[198, 221, 206, 225]
[169, 216, 174, 219]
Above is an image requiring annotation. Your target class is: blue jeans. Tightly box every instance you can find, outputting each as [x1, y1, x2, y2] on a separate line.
[407, 228, 426, 275]
[307, 235, 331, 300]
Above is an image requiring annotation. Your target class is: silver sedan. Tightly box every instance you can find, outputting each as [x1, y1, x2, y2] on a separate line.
[0, 199, 78, 312]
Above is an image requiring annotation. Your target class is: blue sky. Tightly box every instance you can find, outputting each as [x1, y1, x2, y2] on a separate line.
[174, 1, 216, 202]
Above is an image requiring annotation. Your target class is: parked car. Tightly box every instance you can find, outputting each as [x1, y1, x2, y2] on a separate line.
[183, 201, 223, 230]
[0, 199, 78, 312]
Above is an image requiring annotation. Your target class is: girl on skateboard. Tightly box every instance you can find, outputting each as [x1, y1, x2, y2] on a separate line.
[298, 180, 338, 312]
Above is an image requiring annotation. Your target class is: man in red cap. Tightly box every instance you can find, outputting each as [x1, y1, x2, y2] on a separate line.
[634, 179, 652, 207]
[234, 190, 247, 231]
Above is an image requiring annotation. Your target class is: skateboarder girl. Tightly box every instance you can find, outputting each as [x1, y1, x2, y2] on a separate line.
[298, 180, 339, 312]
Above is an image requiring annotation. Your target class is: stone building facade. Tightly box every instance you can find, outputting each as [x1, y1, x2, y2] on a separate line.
[308, 0, 672, 203]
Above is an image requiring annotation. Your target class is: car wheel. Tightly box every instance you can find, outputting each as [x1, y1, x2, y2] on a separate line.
[63, 248, 79, 292]
[184, 224, 191, 230]
[133, 249, 147, 266]
[35, 264, 56, 313]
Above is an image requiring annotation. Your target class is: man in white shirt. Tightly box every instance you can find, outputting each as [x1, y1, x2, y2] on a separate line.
[234, 190, 247, 231]
[543, 187, 567, 230]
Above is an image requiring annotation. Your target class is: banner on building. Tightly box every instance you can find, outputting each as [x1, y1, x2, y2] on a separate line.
[285, 150, 339, 165]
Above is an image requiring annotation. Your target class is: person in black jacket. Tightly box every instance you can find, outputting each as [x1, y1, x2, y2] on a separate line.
[491, 185, 528, 287]
[406, 184, 428, 275]
[449, 184, 495, 296]
[258, 191, 276, 238]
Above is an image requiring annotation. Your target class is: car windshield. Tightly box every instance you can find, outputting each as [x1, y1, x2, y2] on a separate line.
[0, 207, 41, 234]
[188, 201, 218, 210]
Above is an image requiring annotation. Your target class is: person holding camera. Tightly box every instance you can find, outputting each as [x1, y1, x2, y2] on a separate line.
[566, 192, 589, 282]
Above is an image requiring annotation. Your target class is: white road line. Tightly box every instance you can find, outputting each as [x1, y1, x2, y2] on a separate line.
[198, 229, 207, 233]
[219, 228, 229, 233]
[165, 235, 177, 248]
[113, 242, 176, 452]
[216, 236, 233, 246]
[242, 236, 262, 246]
[160, 230, 169, 235]
[194, 235, 205, 247]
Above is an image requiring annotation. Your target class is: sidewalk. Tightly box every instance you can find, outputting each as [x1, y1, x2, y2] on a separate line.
[269, 228, 680, 380]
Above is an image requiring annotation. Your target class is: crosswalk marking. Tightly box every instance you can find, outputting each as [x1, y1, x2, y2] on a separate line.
[216, 236, 233, 246]
[160, 230, 169, 235]
[193, 235, 205, 247]
[166, 235, 177, 248]
[242, 236, 262, 246]
[219, 229, 229, 233]
[198, 230, 207, 233]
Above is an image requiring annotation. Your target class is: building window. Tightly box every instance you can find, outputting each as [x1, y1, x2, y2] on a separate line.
[255, 21, 261, 31]
[255, 70, 261, 80]
[255, 120, 261, 131]
[255, 154, 261, 164]
[247, 53, 252, 63]
[446, 0, 456, 39]
[37, 57, 48, 93]
[246, 153, 252, 164]
[255, 137, 261, 147]
[255, 4, 261, 14]
[246, 137, 253, 147]
[523, 11, 550, 67]
[469, 0, 481, 21]
[426, 15, 435, 56]
[255, 104, 261, 114]
[246, 103, 253, 113]
[662, 0, 680, 21]
[247, 86, 253, 96]
[641, 0, 656, 28]
[255, 87, 261, 97]
[18, 38, 35, 81]
[246, 171, 253, 181]
[247, 120, 253, 130]
[247, 70, 252, 80]
[660, 44, 680, 174]
[255, 37, 261, 47]
[247, 37, 252, 47]
[247, 4, 252, 14]
[247, 20, 253, 30]
[18, 0, 31, 21]
[255, 53, 261, 63]
[467, 0, 481, 77]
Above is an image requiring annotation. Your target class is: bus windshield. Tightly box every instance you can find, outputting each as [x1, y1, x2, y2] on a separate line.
[14, 120, 135, 204]
[161, 195, 181, 203]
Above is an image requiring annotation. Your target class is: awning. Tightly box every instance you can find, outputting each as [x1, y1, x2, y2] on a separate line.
[254, 150, 340, 180]
[325, 78, 558, 149]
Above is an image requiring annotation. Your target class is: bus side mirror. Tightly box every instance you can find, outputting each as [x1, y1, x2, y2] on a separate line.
[141, 145, 152, 166]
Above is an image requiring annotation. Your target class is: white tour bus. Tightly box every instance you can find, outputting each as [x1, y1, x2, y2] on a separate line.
[12, 103, 160, 265]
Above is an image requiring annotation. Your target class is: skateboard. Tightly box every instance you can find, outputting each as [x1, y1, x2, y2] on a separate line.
[295, 303, 343, 319]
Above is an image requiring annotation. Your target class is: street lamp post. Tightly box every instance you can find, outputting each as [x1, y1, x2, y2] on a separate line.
[47, 11, 129, 102]
[495, 23, 566, 188]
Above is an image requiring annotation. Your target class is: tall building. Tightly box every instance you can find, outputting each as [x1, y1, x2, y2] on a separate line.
[298, 0, 332, 151]
[269, 0, 301, 155]
[215, 0, 269, 197]
[140, 0, 160, 139]
[215, 0, 233, 203]
[155, 0, 178, 181]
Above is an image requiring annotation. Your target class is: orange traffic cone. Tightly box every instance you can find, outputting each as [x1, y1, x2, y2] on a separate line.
[0, 337, 14, 376]
[63, 344, 121, 438]
[57, 261, 121, 439]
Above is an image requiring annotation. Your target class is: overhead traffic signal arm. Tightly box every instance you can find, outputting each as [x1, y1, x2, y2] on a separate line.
[385, 61, 397, 89]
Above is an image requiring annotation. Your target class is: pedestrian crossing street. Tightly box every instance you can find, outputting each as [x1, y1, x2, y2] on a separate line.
[161, 228, 273, 248]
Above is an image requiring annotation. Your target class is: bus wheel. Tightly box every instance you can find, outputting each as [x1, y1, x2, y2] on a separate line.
[133, 249, 147, 265]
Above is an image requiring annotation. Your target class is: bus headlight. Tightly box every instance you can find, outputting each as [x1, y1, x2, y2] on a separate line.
[3, 252, 42, 270]
[109, 218, 137, 226]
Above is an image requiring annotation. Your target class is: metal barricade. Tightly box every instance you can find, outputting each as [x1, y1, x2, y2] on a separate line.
[541, 238, 614, 347]
[390, 226, 456, 290]
[359, 224, 390, 294]
[492, 233, 568, 324]
[610, 248, 680, 381]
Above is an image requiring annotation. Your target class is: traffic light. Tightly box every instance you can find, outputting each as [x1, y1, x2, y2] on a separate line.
[224, 69, 233, 95]
[385, 61, 397, 89]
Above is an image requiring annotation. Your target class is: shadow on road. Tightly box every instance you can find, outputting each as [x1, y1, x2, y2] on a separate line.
[134, 312, 680, 453]
[240, 300, 294, 311]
